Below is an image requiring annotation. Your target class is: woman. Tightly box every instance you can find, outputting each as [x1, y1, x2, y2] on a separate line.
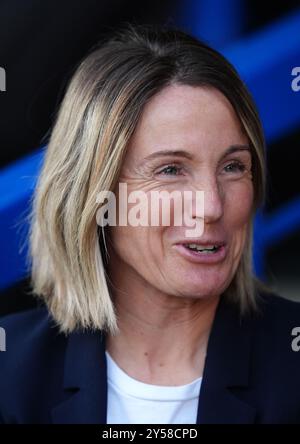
[0, 24, 300, 424]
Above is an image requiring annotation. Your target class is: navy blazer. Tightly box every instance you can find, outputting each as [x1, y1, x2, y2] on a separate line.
[0, 291, 300, 424]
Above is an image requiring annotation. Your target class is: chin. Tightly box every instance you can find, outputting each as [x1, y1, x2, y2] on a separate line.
[171, 280, 226, 300]
[170, 269, 232, 299]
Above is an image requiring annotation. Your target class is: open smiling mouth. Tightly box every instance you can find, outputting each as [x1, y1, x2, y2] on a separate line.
[184, 244, 220, 254]
[174, 242, 227, 264]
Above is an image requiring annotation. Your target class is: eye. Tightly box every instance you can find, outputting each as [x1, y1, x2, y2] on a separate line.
[223, 161, 247, 174]
[156, 164, 183, 176]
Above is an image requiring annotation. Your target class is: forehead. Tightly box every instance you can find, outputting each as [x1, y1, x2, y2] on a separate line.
[126, 84, 248, 161]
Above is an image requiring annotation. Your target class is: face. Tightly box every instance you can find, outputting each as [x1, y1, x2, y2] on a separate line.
[106, 84, 254, 301]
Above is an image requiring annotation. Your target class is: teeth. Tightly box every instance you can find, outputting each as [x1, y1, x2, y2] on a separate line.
[186, 244, 217, 252]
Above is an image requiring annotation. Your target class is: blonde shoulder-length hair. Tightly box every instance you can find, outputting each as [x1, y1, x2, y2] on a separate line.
[27, 23, 272, 335]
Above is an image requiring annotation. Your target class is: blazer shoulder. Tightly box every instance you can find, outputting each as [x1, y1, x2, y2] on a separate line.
[0, 303, 66, 366]
[257, 291, 300, 324]
[251, 291, 300, 364]
[0, 304, 63, 350]
[0, 306, 67, 422]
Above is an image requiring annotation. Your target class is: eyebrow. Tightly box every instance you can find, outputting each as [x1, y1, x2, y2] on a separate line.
[142, 145, 251, 162]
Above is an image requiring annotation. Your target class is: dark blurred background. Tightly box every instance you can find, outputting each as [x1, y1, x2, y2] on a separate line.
[0, 0, 299, 316]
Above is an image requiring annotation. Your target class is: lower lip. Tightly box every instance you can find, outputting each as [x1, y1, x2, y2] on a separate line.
[174, 244, 227, 264]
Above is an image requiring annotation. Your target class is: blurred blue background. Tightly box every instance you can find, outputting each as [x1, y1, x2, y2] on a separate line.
[0, 0, 299, 315]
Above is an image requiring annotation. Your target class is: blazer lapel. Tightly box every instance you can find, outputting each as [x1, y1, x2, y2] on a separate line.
[196, 296, 257, 424]
[51, 295, 257, 424]
[52, 329, 108, 424]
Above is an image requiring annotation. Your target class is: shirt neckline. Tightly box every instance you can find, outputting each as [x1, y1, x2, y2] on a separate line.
[105, 350, 203, 401]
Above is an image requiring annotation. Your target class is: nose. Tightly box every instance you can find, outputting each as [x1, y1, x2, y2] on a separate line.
[191, 177, 224, 224]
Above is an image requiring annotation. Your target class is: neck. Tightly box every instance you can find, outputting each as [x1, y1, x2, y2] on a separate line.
[106, 262, 220, 386]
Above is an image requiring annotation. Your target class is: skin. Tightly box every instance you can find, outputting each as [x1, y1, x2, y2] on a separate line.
[105, 84, 254, 386]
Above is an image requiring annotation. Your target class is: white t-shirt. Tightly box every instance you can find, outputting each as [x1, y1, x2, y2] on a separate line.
[105, 350, 202, 424]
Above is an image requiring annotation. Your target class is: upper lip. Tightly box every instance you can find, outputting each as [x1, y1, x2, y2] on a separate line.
[176, 239, 226, 247]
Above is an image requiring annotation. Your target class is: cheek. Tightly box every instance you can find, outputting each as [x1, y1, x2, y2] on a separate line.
[108, 224, 164, 268]
[109, 225, 142, 261]
[221, 181, 253, 266]
[224, 181, 254, 229]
